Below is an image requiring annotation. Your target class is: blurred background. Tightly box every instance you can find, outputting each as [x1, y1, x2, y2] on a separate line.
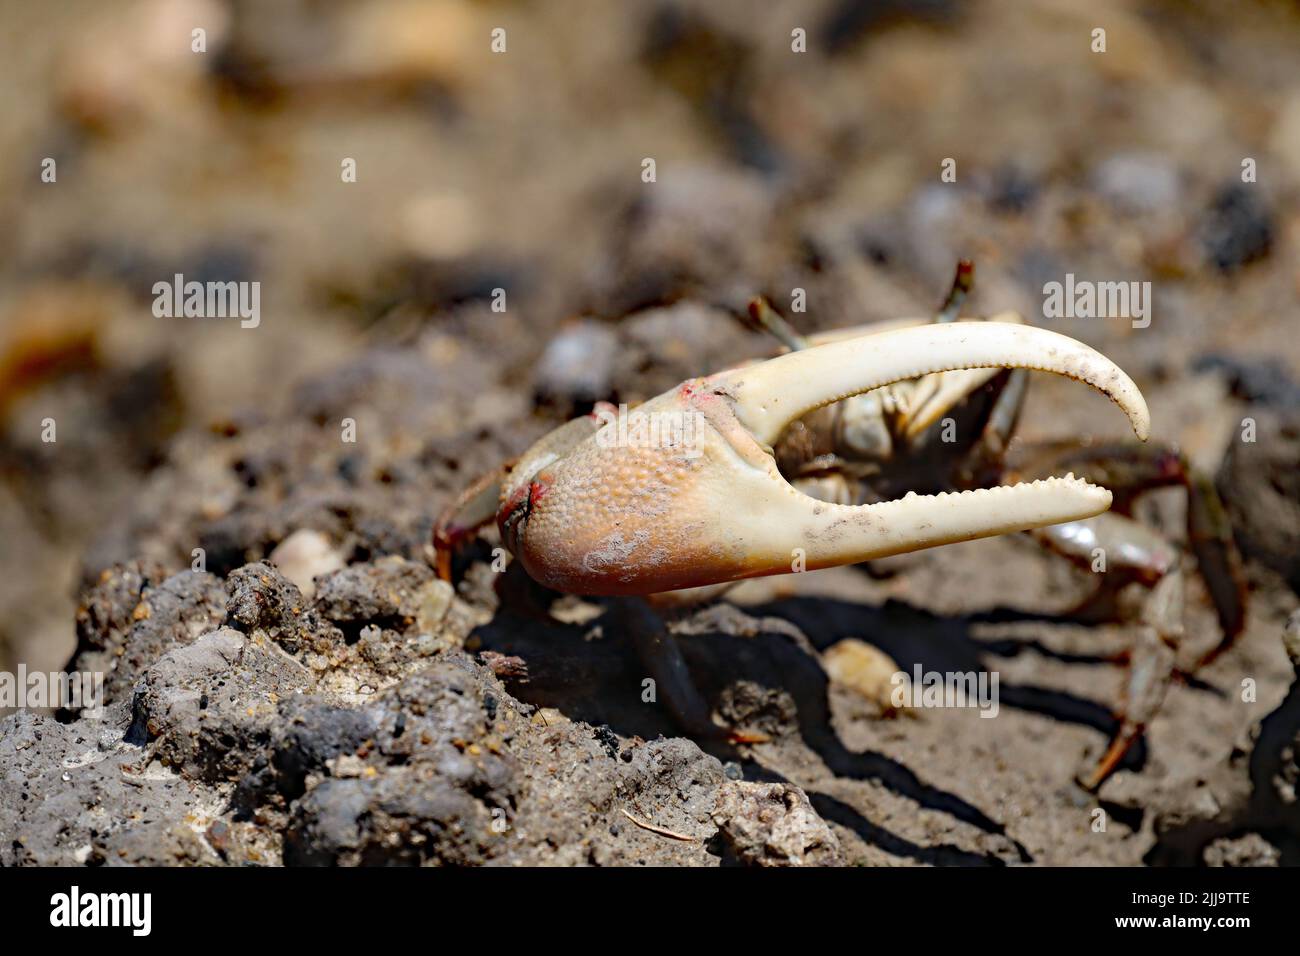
[0, 0, 1297, 694]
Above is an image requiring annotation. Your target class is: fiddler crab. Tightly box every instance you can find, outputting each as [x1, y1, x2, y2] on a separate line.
[435, 262, 1246, 791]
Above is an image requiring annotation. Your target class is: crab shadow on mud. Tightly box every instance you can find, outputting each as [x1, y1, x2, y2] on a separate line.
[469, 563, 1094, 864]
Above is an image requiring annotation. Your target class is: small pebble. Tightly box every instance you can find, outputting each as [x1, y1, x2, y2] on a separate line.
[268, 529, 345, 599]
[1093, 151, 1180, 212]
[533, 320, 619, 408]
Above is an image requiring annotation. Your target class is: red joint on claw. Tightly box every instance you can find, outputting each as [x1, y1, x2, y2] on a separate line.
[528, 478, 548, 506]
[498, 477, 550, 556]
[498, 482, 529, 525]
[493, 481, 530, 535]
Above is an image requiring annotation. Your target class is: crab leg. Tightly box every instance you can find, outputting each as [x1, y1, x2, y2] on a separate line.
[1185, 469, 1248, 666]
[433, 462, 512, 581]
[1011, 440, 1246, 789]
[1079, 568, 1183, 791]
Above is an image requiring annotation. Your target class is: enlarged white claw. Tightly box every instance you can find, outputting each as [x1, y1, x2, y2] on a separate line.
[500, 319, 1152, 596]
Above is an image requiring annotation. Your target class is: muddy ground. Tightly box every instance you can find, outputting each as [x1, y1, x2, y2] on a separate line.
[1, 0, 1299, 865]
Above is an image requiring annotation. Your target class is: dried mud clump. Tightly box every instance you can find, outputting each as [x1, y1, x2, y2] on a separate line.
[68, 562, 228, 708]
[2, 518, 805, 865]
[712, 781, 846, 867]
